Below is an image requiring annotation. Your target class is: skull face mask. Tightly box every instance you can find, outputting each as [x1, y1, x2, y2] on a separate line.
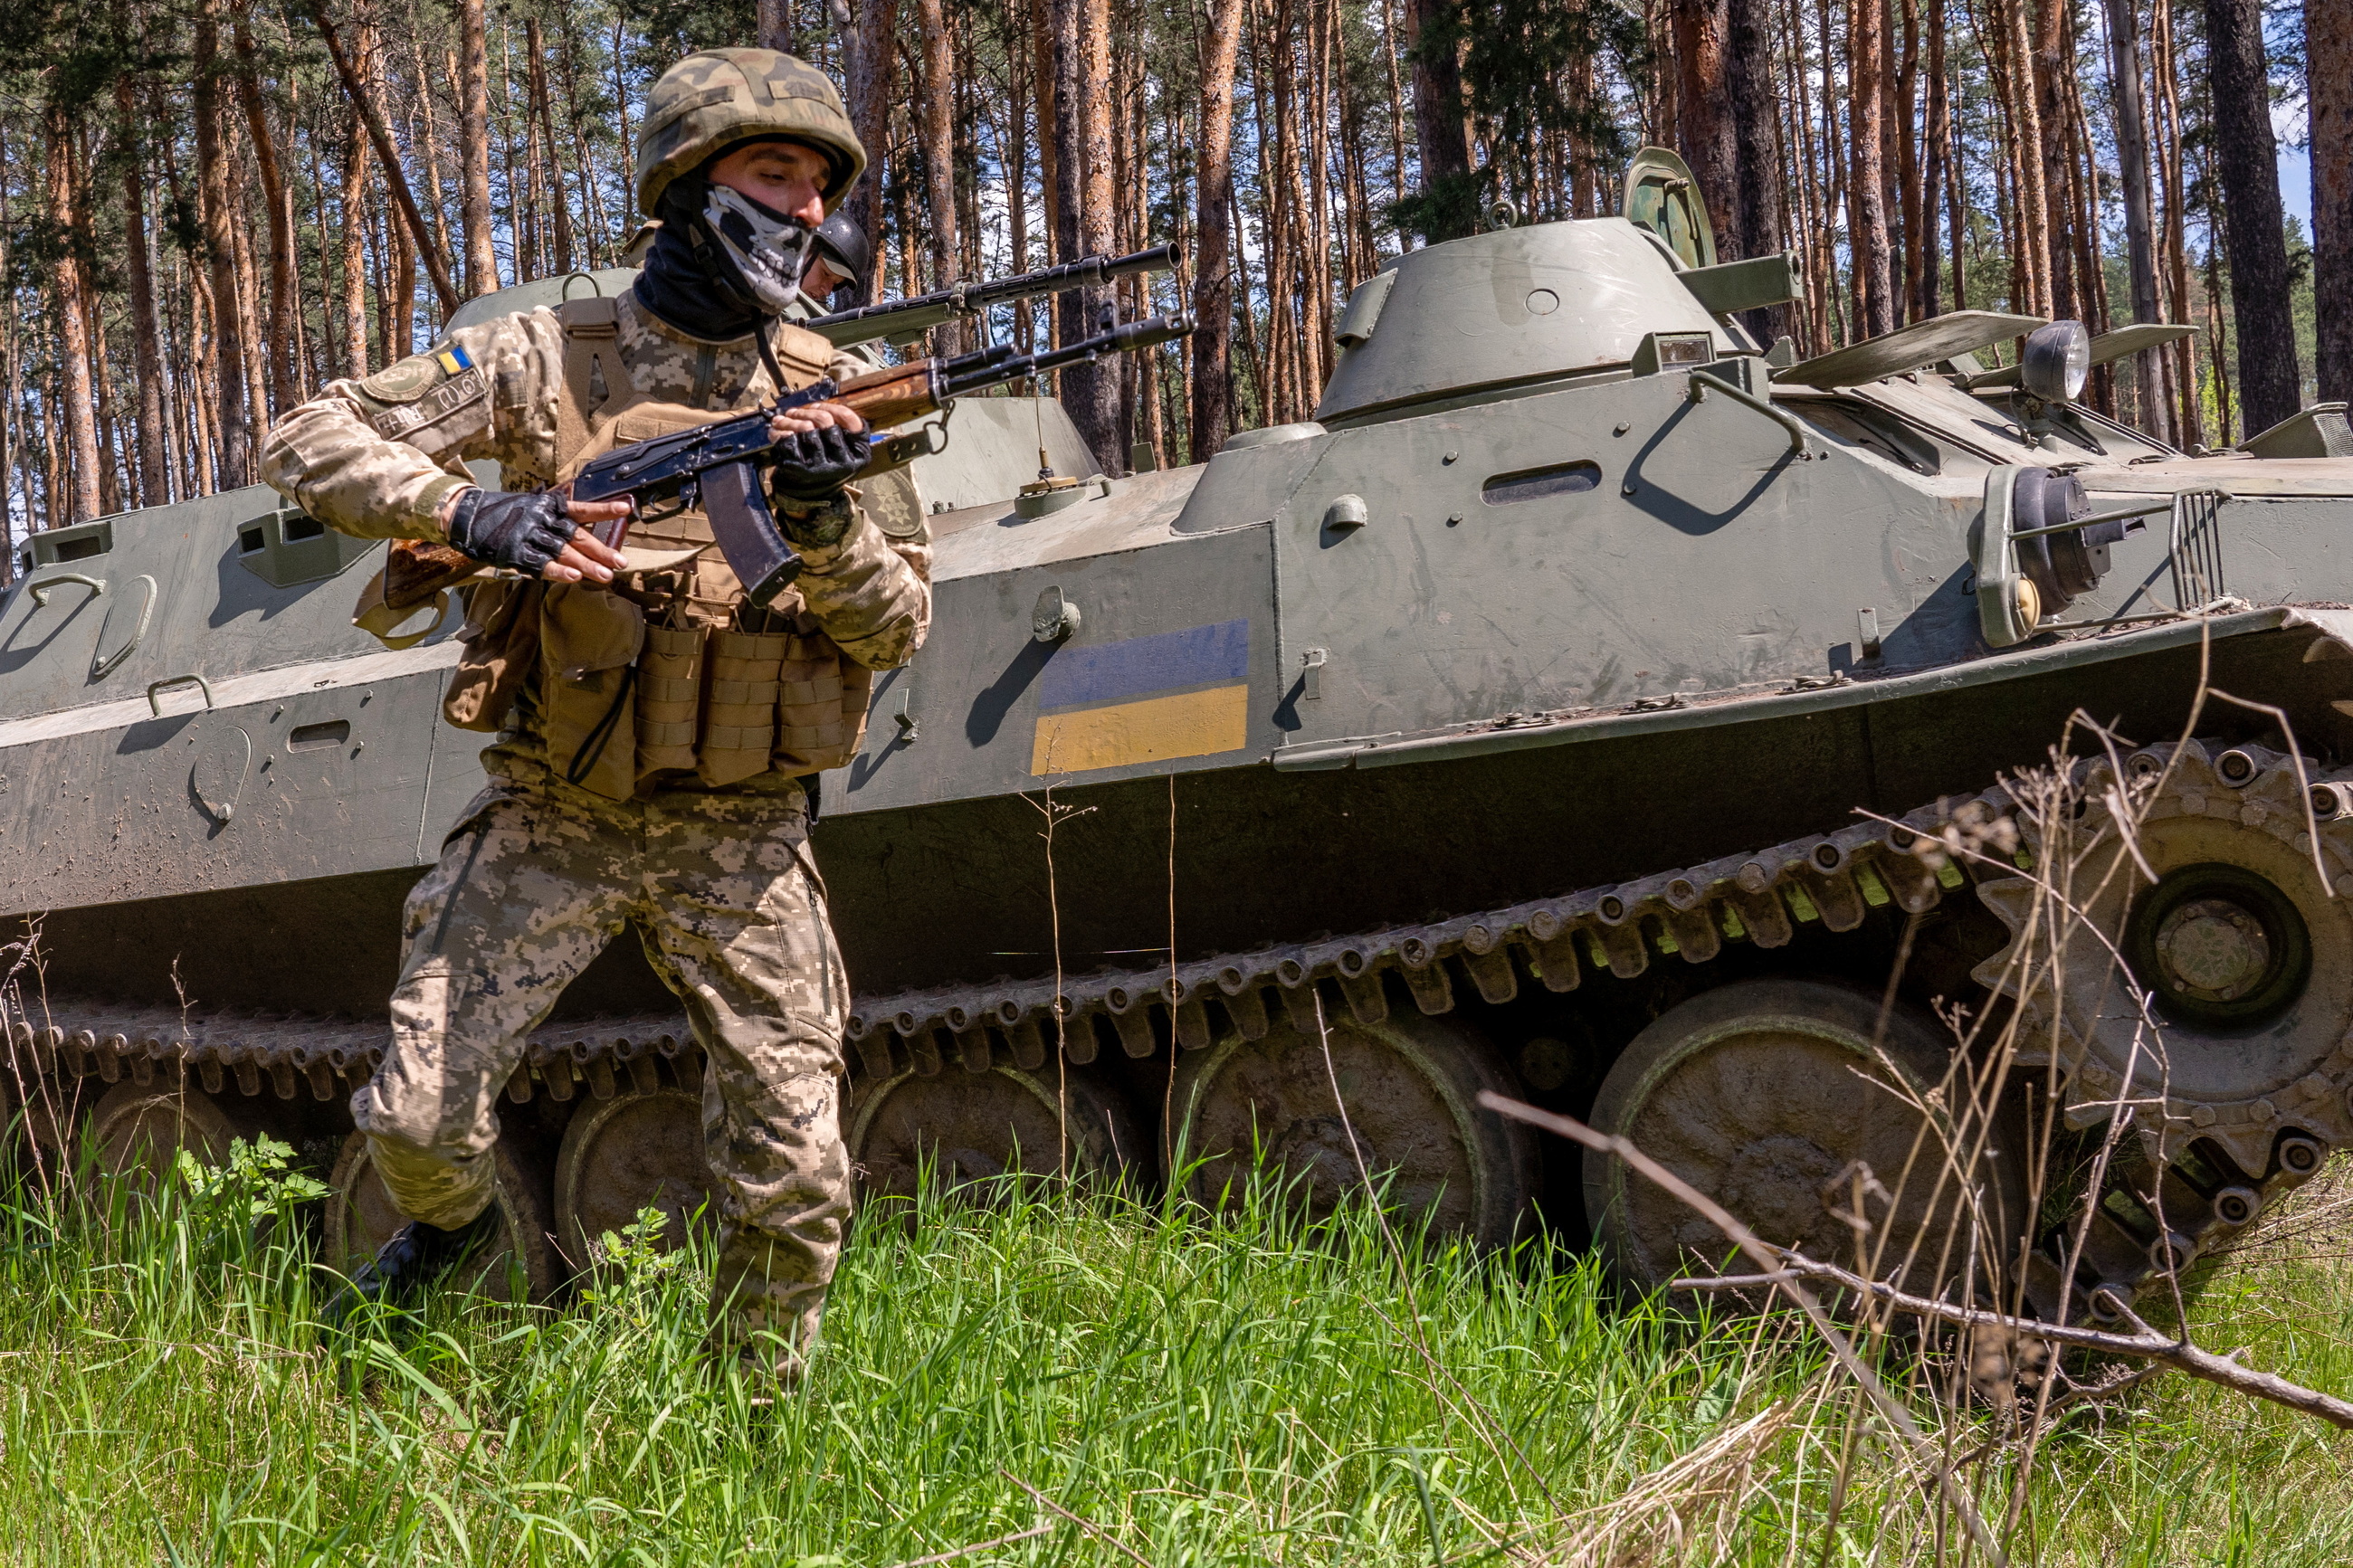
[700, 183, 815, 318]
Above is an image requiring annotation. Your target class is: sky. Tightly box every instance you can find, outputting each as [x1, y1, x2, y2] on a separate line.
[2282, 144, 2310, 229]
[2276, 96, 2312, 230]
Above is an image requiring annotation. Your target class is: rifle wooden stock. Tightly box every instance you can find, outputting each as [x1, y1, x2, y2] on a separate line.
[830, 361, 946, 432]
[385, 537, 488, 610]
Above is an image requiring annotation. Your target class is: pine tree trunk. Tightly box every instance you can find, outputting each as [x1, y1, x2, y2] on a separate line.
[2152, 0, 2200, 442]
[915, 0, 965, 352]
[2104, 0, 2162, 413]
[1920, 0, 1948, 318]
[1848, 0, 1893, 335]
[1672, 0, 1738, 250]
[1053, 0, 1120, 467]
[340, 80, 373, 378]
[1380, 0, 1407, 210]
[456, 0, 497, 297]
[757, 0, 794, 50]
[1403, 0, 1470, 233]
[90, 249, 124, 516]
[1007, 13, 1033, 350]
[1191, 0, 1247, 460]
[529, 19, 572, 276]
[43, 107, 104, 523]
[114, 66, 173, 507]
[1033, 0, 1058, 291]
[844, 0, 897, 304]
[1895, 0, 1921, 322]
[229, 148, 270, 442]
[2310, 0, 2352, 403]
[231, 14, 300, 418]
[1725, 0, 1786, 339]
[2028, 0, 2077, 321]
[500, 16, 530, 282]
[193, 0, 252, 488]
[2202, 0, 2301, 433]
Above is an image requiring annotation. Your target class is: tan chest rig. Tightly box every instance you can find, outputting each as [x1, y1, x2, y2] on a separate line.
[445, 296, 873, 800]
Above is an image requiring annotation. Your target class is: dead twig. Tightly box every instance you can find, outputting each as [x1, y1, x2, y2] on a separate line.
[1000, 1472, 1157, 1568]
[885, 1521, 1057, 1567]
[1475, 1090, 2014, 1568]
[1669, 1259, 2353, 1430]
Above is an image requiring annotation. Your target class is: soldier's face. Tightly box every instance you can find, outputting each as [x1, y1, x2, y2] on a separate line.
[707, 140, 830, 228]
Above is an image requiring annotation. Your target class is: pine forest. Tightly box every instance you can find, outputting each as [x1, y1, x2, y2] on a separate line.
[0, 0, 2341, 565]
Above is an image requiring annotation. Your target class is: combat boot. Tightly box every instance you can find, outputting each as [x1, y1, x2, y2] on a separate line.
[323, 1206, 501, 1328]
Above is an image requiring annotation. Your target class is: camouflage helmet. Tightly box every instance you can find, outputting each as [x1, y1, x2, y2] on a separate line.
[634, 49, 867, 220]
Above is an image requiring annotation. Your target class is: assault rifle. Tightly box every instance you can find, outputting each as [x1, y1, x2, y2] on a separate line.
[805, 242, 1178, 348]
[382, 310, 1193, 612]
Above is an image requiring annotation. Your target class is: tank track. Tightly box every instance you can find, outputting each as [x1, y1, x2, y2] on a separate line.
[13, 747, 2344, 1323]
[5, 1007, 708, 1108]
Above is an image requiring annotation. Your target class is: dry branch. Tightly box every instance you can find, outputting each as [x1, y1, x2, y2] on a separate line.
[1476, 1091, 2015, 1568]
[1000, 1472, 1156, 1568]
[1669, 1259, 2353, 1430]
[886, 1521, 1057, 1567]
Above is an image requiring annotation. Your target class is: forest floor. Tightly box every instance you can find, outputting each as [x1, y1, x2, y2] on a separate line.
[4, 1145, 2352, 1566]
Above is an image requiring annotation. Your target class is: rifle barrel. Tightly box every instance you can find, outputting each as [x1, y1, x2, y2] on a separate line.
[940, 312, 1194, 397]
[805, 244, 1180, 347]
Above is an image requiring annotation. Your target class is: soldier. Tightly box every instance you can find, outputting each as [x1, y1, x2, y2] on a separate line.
[801, 213, 871, 312]
[259, 48, 929, 1390]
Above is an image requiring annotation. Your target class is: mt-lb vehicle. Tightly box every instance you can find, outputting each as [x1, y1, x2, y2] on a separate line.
[8, 151, 2353, 1316]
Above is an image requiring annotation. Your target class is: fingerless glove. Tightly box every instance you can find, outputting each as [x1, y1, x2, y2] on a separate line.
[444, 488, 575, 576]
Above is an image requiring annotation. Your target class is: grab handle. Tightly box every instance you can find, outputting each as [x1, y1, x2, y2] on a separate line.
[1689, 371, 1812, 459]
[147, 672, 214, 717]
[90, 575, 157, 679]
[30, 573, 106, 607]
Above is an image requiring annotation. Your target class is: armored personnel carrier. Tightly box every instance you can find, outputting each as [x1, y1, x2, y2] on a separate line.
[8, 151, 2353, 1319]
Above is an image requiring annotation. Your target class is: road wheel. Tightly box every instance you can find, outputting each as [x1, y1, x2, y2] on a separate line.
[1585, 978, 2026, 1298]
[90, 1080, 244, 1194]
[846, 1061, 1140, 1204]
[554, 1084, 717, 1269]
[326, 1129, 563, 1304]
[1167, 1007, 1538, 1250]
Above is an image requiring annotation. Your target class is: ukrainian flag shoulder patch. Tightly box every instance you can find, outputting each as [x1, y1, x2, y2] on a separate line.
[1031, 619, 1252, 775]
[433, 344, 474, 375]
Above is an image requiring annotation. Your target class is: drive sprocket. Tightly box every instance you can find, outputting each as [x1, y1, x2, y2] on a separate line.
[1973, 741, 2353, 1178]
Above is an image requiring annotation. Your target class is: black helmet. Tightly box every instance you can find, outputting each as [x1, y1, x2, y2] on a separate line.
[812, 212, 871, 290]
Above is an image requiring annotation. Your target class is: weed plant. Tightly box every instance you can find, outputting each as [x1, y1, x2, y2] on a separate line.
[0, 1144, 2349, 1565]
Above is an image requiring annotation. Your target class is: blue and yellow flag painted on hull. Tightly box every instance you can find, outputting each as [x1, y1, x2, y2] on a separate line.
[1031, 619, 1251, 775]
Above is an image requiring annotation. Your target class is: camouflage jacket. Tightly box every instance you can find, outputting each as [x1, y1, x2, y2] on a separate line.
[258, 287, 930, 668]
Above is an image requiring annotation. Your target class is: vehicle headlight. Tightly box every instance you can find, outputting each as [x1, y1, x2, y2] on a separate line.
[2020, 319, 2091, 404]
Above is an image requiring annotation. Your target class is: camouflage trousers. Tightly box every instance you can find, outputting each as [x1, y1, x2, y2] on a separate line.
[351, 777, 852, 1362]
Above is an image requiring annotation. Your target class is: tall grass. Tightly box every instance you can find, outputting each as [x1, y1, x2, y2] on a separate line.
[3, 1145, 2351, 1565]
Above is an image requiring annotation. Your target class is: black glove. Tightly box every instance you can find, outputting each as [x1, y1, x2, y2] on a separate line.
[444, 488, 576, 575]
[769, 424, 867, 510]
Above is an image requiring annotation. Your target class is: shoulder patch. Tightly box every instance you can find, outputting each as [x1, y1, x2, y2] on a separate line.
[357, 354, 446, 404]
[856, 467, 929, 541]
[369, 365, 491, 442]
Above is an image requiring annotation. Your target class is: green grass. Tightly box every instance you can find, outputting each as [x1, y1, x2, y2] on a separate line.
[4, 1145, 2353, 1566]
